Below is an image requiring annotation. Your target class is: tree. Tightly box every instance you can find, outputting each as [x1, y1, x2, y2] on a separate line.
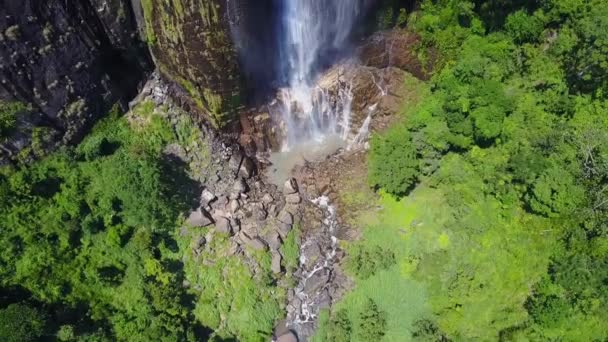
[369, 129, 420, 196]
[505, 10, 543, 43]
[0, 304, 47, 342]
[358, 299, 387, 341]
[327, 309, 352, 342]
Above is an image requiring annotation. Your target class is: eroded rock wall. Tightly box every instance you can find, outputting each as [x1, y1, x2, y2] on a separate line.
[141, 0, 242, 128]
[0, 0, 151, 162]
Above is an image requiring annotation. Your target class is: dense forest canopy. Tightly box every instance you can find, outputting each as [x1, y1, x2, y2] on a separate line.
[1, 0, 608, 341]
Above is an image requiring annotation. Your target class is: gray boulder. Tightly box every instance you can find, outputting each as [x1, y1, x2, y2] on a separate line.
[239, 156, 256, 179]
[286, 193, 302, 204]
[215, 217, 232, 234]
[272, 252, 282, 274]
[186, 208, 213, 227]
[284, 178, 299, 194]
[277, 331, 298, 342]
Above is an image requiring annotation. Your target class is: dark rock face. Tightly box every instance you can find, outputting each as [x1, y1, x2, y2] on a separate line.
[142, 0, 242, 128]
[0, 0, 151, 162]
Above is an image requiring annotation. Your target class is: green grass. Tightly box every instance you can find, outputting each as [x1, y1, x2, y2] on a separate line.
[317, 187, 451, 341]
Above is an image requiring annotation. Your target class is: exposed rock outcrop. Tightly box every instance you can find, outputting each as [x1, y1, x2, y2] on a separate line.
[0, 0, 152, 163]
[141, 0, 242, 128]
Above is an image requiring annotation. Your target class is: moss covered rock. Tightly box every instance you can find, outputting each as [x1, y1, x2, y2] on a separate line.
[142, 0, 242, 128]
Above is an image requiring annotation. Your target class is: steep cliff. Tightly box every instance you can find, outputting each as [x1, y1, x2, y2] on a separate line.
[0, 0, 151, 163]
[141, 0, 242, 128]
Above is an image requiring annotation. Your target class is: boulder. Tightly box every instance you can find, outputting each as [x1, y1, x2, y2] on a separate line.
[271, 252, 282, 274]
[229, 199, 240, 213]
[285, 193, 302, 204]
[278, 210, 294, 225]
[215, 217, 232, 235]
[241, 234, 267, 251]
[201, 189, 216, 207]
[266, 232, 282, 251]
[277, 331, 298, 342]
[262, 193, 274, 204]
[229, 150, 244, 176]
[284, 178, 299, 194]
[233, 178, 248, 194]
[239, 156, 256, 179]
[186, 208, 214, 227]
[304, 270, 330, 294]
[278, 223, 293, 239]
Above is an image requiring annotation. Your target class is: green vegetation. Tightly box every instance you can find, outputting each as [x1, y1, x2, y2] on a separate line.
[0, 102, 281, 341]
[0, 101, 27, 139]
[321, 0, 608, 340]
[0, 304, 47, 342]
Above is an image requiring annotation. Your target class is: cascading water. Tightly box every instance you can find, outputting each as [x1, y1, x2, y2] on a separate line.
[277, 0, 361, 149]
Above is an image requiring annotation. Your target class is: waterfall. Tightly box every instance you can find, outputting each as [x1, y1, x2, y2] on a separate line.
[278, 0, 361, 149]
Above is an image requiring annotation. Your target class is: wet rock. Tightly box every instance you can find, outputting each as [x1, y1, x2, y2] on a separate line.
[284, 178, 299, 194]
[277, 331, 298, 342]
[233, 178, 248, 194]
[302, 243, 322, 265]
[304, 270, 330, 294]
[286, 193, 302, 204]
[272, 252, 282, 274]
[239, 156, 256, 179]
[318, 289, 331, 310]
[186, 208, 213, 227]
[215, 217, 232, 235]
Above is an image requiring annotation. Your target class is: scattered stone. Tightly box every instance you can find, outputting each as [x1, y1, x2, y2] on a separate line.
[239, 156, 255, 179]
[228, 241, 240, 256]
[242, 234, 267, 251]
[255, 204, 268, 221]
[186, 208, 213, 227]
[229, 150, 244, 176]
[272, 252, 282, 274]
[193, 235, 206, 249]
[229, 199, 240, 213]
[201, 189, 216, 206]
[318, 289, 331, 309]
[215, 195, 229, 208]
[278, 223, 292, 238]
[233, 178, 248, 194]
[241, 223, 257, 237]
[230, 218, 241, 233]
[286, 193, 302, 204]
[278, 210, 293, 225]
[266, 231, 282, 251]
[215, 217, 232, 234]
[262, 193, 274, 204]
[284, 178, 299, 194]
[277, 331, 298, 342]
[269, 204, 279, 217]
